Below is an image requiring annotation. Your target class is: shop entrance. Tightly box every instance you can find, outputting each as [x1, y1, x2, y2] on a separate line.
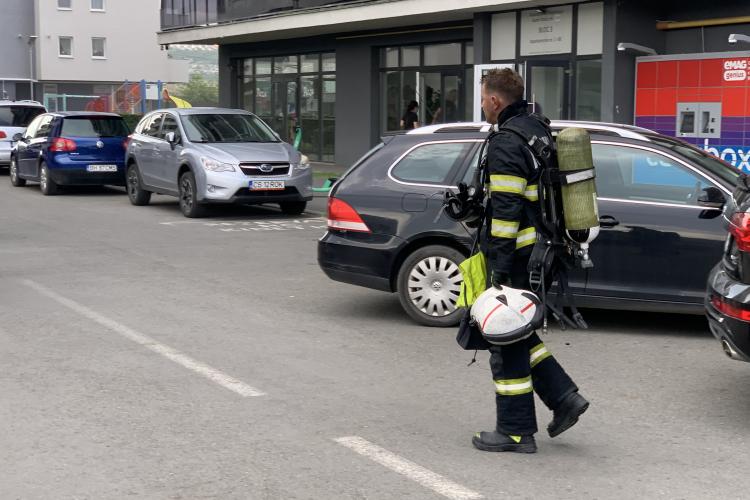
[270, 77, 298, 144]
[525, 60, 571, 120]
[419, 70, 462, 125]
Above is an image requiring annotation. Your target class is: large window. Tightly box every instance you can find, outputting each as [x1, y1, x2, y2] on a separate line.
[240, 52, 336, 161]
[391, 142, 474, 185]
[591, 144, 716, 206]
[379, 41, 473, 134]
[575, 59, 602, 121]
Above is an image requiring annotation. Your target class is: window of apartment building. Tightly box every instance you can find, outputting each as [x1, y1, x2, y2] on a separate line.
[59, 37, 73, 58]
[379, 41, 474, 133]
[91, 38, 106, 59]
[240, 52, 336, 162]
[91, 0, 105, 11]
[58, 0, 72, 10]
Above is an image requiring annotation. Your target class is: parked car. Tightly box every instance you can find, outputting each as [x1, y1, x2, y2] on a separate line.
[706, 174, 750, 362]
[125, 108, 313, 217]
[319, 121, 740, 327]
[10, 111, 129, 195]
[0, 100, 46, 168]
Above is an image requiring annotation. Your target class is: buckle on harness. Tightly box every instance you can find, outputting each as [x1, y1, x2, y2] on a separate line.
[529, 270, 542, 289]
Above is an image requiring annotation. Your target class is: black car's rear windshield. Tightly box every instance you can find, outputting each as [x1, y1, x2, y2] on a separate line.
[61, 116, 129, 137]
[0, 106, 45, 127]
[644, 134, 741, 186]
[181, 114, 279, 143]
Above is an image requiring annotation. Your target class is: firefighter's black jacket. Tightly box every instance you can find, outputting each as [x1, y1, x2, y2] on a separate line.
[484, 100, 552, 279]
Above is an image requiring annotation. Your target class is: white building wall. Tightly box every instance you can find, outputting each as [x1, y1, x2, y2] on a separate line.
[36, 0, 189, 83]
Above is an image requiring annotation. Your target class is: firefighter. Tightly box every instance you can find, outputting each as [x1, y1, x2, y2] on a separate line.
[472, 68, 589, 454]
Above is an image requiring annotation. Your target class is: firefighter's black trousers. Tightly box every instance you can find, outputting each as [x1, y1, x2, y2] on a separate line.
[489, 251, 578, 436]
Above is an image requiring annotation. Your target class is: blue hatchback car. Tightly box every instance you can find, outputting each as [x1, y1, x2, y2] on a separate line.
[9, 111, 129, 195]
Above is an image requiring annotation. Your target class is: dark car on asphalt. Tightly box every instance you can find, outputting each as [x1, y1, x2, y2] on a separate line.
[706, 174, 750, 362]
[10, 111, 129, 195]
[318, 121, 740, 327]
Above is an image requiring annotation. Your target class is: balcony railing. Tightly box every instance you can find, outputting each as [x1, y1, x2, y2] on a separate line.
[161, 0, 373, 30]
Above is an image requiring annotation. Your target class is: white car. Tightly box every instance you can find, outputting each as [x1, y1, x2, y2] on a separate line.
[0, 100, 46, 167]
[125, 108, 313, 217]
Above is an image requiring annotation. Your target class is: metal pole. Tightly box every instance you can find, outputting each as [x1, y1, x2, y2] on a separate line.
[28, 44, 34, 100]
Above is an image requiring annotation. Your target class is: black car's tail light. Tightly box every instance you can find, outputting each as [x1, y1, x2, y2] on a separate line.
[49, 137, 77, 152]
[729, 212, 750, 252]
[710, 293, 750, 322]
[327, 197, 371, 233]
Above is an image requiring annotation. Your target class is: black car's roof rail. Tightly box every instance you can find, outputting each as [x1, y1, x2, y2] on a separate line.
[407, 120, 655, 141]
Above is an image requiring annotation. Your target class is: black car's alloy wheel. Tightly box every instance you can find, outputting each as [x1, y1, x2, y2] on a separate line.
[397, 245, 465, 327]
[127, 163, 151, 206]
[9, 158, 25, 187]
[178, 171, 204, 218]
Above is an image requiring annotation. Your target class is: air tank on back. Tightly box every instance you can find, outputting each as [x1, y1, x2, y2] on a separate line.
[555, 128, 600, 268]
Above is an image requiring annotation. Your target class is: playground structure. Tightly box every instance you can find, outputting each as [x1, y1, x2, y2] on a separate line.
[43, 80, 186, 114]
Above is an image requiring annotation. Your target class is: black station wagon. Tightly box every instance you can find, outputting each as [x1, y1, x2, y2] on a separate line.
[319, 121, 739, 327]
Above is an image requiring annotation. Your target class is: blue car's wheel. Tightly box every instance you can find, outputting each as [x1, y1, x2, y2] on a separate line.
[9, 157, 25, 187]
[39, 162, 58, 196]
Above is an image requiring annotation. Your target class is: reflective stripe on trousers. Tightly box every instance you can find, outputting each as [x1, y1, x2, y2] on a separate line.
[530, 343, 552, 368]
[494, 376, 533, 396]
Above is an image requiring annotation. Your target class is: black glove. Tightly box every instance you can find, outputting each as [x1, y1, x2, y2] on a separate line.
[491, 271, 510, 288]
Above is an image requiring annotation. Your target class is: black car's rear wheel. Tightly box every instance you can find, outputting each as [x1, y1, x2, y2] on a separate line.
[396, 245, 466, 327]
[9, 157, 25, 187]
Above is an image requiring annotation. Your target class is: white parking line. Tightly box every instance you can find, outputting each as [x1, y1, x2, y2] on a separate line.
[334, 436, 483, 500]
[22, 279, 265, 398]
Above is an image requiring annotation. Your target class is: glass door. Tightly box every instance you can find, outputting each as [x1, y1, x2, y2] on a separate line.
[525, 61, 570, 120]
[419, 70, 462, 126]
[271, 77, 298, 144]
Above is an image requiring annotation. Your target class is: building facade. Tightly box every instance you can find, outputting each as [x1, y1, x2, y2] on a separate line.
[157, 0, 750, 166]
[1, 0, 189, 112]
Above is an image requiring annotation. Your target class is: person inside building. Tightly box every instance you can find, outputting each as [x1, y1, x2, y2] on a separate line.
[471, 68, 589, 454]
[400, 100, 420, 130]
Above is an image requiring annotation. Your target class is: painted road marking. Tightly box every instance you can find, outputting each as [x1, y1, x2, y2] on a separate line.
[23, 279, 265, 398]
[334, 436, 483, 500]
[160, 218, 327, 232]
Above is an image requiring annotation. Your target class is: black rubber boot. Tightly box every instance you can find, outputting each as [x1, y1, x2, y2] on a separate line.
[548, 392, 589, 438]
[472, 431, 537, 453]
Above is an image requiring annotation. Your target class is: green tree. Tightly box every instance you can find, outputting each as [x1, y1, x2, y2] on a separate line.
[176, 73, 218, 107]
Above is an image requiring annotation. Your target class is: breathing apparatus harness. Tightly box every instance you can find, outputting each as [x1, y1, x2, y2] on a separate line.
[445, 115, 595, 333]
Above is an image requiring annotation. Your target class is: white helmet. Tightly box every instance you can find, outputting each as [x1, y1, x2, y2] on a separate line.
[470, 285, 543, 345]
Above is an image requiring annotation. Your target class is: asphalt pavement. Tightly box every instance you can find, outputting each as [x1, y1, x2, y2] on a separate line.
[1, 178, 748, 499]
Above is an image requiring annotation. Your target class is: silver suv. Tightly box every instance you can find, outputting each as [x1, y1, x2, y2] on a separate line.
[125, 108, 313, 217]
[0, 100, 46, 167]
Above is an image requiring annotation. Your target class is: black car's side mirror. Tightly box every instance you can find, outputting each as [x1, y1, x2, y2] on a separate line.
[697, 186, 726, 209]
[12, 133, 24, 142]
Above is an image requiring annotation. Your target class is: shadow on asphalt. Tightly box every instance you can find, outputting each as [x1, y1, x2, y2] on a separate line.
[58, 185, 127, 196]
[144, 198, 323, 220]
[572, 308, 709, 338]
[325, 292, 711, 338]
